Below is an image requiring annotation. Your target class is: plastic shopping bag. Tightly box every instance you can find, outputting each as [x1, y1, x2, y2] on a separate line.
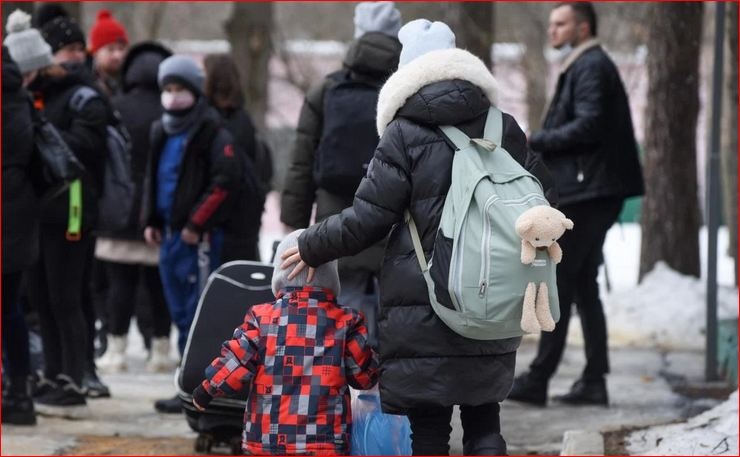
[350, 387, 412, 456]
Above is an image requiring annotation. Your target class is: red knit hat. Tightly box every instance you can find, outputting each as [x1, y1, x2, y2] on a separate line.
[89, 9, 128, 54]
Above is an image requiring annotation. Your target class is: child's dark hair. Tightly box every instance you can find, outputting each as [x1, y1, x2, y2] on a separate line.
[203, 53, 244, 110]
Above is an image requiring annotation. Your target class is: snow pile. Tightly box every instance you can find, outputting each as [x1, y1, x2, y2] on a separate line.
[604, 261, 738, 350]
[626, 390, 739, 455]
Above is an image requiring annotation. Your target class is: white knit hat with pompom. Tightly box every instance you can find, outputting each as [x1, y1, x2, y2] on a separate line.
[4, 9, 53, 74]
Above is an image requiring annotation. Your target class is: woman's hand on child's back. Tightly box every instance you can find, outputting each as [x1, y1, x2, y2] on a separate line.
[280, 246, 316, 283]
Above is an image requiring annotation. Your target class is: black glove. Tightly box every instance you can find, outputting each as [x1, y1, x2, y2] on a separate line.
[192, 384, 213, 410]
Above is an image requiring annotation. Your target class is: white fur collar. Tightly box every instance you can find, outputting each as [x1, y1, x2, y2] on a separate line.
[376, 48, 498, 136]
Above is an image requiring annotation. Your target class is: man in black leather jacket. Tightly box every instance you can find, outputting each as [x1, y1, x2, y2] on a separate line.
[509, 2, 644, 407]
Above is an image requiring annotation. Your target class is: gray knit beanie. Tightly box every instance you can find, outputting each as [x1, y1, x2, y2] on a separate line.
[3, 10, 53, 74]
[354, 2, 402, 39]
[398, 19, 456, 67]
[271, 230, 341, 297]
[158, 54, 204, 95]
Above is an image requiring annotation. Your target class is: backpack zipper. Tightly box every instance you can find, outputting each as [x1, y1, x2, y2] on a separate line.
[479, 194, 499, 298]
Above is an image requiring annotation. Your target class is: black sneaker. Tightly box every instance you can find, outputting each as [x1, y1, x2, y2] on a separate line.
[552, 378, 609, 407]
[507, 372, 548, 406]
[82, 370, 111, 399]
[154, 394, 183, 414]
[31, 372, 58, 399]
[35, 375, 90, 419]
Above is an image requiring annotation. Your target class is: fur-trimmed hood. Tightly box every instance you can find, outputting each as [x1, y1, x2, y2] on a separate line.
[376, 48, 498, 136]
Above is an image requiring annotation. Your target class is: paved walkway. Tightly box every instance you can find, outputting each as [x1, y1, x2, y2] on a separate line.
[2, 326, 704, 455]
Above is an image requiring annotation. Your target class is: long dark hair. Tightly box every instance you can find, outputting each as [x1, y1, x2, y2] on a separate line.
[203, 53, 244, 111]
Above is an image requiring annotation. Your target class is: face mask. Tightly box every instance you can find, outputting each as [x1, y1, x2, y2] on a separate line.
[161, 90, 195, 111]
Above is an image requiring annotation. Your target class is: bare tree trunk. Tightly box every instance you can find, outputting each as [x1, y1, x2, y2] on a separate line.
[519, 4, 548, 132]
[458, 2, 495, 68]
[639, 2, 703, 280]
[145, 2, 167, 41]
[721, 2, 738, 285]
[442, 4, 462, 44]
[225, 2, 273, 130]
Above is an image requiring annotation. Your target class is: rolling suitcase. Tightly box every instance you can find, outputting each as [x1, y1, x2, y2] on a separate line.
[176, 260, 274, 454]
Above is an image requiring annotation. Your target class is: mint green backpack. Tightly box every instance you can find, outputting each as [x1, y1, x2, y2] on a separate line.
[406, 106, 559, 340]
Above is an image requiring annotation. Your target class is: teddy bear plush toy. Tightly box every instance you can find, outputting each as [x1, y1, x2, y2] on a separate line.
[515, 206, 574, 333]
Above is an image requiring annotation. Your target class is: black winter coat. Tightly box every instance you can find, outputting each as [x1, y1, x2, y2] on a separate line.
[530, 44, 644, 206]
[2, 47, 39, 272]
[108, 42, 171, 240]
[298, 49, 555, 413]
[29, 63, 108, 230]
[142, 101, 242, 235]
[281, 32, 401, 272]
[220, 107, 257, 165]
[217, 106, 261, 261]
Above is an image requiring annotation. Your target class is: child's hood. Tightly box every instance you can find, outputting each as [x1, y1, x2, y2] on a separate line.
[272, 229, 341, 297]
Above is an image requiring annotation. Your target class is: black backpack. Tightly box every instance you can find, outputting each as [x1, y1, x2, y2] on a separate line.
[252, 132, 273, 198]
[69, 86, 135, 232]
[206, 121, 265, 238]
[313, 71, 381, 196]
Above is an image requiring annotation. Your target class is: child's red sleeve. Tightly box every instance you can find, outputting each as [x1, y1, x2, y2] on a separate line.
[201, 307, 263, 398]
[343, 310, 379, 390]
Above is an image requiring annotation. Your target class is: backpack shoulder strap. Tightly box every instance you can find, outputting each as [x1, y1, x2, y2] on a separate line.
[439, 126, 471, 151]
[482, 106, 503, 146]
[68, 86, 101, 113]
[440, 106, 502, 152]
[404, 211, 428, 272]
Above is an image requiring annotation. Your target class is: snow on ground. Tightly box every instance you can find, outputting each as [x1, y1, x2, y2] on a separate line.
[626, 390, 739, 455]
[604, 261, 738, 350]
[548, 223, 739, 351]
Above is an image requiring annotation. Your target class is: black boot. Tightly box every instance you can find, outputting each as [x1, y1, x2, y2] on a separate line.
[2, 376, 37, 426]
[463, 433, 507, 456]
[552, 378, 609, 406]
[154, 394, 183, 414]
[507, 372, 548, 406]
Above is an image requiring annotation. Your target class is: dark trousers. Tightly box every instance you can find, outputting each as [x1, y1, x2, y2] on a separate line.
[159, 231, 223, 355]
[2, 272, 31, 378]
[27, 225, 92, 384]
[337, 268, 379, 348]
[407, 403, 501, 456]
[90, 258, 109, 350]
[82, 247, 98, 369]
[106, 262, 171, 338]
[529, 198, 623, 382]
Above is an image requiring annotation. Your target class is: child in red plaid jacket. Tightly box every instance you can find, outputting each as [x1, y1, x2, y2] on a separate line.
[192, 230, 379, 455]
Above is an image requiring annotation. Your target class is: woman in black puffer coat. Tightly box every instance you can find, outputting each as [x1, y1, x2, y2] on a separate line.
[283, 20, 556, 456]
